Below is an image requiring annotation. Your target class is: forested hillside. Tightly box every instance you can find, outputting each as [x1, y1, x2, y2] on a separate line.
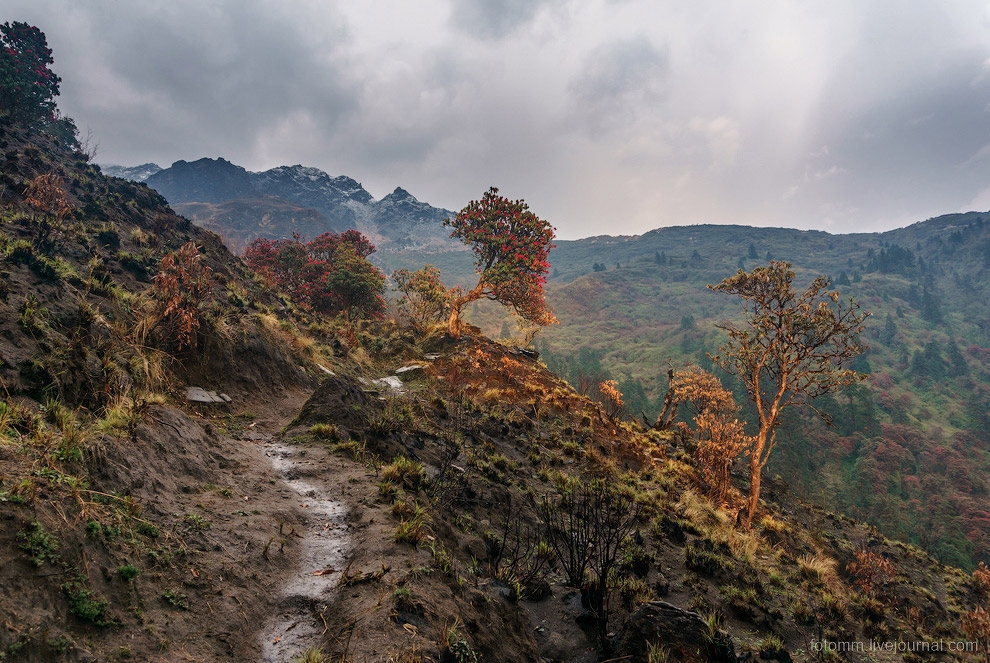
[516, 218, 990, 569]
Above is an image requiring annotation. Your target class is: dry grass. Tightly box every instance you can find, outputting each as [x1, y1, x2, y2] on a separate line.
[759, 514, 787, 533]
[677, 489, 732, 534]
[798, 551, 839, 585]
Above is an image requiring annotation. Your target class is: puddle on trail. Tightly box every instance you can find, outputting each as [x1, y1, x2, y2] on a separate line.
[259, 441, 350, 663]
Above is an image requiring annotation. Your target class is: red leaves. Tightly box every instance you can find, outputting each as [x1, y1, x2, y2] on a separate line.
[153, 241, 213, 351]
[444, 187, 557, 337]
[23, 172, 72, 219]
[245, 231, 386, 319]
[0, 22, 60, 127]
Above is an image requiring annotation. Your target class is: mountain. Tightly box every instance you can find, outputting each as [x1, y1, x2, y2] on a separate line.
[326, 212, 990, 568]
[99, 162, 162, 182]
[140, 157, 459, 254]
[172, 196, 334, 255]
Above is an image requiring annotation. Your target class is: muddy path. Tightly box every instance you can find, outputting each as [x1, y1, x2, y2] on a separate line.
[223, 388, 353, 661]
[246, 435, 351, 662]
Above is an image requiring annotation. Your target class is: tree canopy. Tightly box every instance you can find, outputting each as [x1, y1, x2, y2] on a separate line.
[245, 230, 386, 319]
[0, 22, 61, 127]
[444, 187, 556, 338]
[709, 261, 869, 526]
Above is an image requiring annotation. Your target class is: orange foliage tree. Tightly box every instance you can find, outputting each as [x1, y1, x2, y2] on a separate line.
[709, 261, 869, 527]
[598, 379, 624, 424]
[392, 264, 461, 329]
[654, 366, 751, 506]
[443, 187, 556, 338]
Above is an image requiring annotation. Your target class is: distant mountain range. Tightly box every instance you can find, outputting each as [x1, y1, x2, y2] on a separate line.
[102, 158, 459, 255]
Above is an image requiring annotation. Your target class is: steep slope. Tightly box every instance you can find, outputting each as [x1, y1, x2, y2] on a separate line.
[112, 152, 990, 569]
[0, 122, 340, 660]
[275, 330, 987, 663]
[527, 216, 990, 569]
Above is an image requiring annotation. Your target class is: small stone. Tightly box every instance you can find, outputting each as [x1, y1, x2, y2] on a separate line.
[186, 386, 224, 403]
[371, 376, 404, 393]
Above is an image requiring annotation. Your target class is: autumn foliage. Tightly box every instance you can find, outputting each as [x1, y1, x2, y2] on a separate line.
[710, 261, 869, 526]
[393, 264, 461, 329]
[23, 172, 73, 255]
[244, 230, 386, 319]
[598, 379, 624, 424]
[24, 172, 72, 219]
[444, 187, 556, 338]
[0, 22, 60, 126]
[846, 548, 895, 597]
[153, 241, 214, 351]
[963, 562, 990, 645]
[654, 367, 751, 506]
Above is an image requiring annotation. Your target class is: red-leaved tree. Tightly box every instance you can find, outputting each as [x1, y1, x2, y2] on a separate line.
[444, 187, 556, 338]
[153, 241, 213, 351]
[0, 22, 60, 127]
[244, 230, 386, 319]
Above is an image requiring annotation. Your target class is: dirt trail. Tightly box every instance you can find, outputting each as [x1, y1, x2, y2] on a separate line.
[236, 390, 352, 662]
[258, 439, 350, 662]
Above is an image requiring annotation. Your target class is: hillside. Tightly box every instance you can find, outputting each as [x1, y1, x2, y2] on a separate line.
[391, 216, 990, 569]
[5, 120, 990, 662]
[123, 152, 990, 570]
[527, 218, 990, 570]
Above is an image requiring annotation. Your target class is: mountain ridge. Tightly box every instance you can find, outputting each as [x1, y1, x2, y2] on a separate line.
[118, 157, 460, 254]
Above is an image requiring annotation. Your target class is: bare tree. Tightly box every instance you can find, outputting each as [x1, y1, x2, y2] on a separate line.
[709, 261, 869, 527]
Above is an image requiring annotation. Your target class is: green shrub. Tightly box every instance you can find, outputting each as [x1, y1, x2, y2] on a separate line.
[309, 422, 340, 442]
[62, 581, 109, 625]
[161, 588, 188, 610]
[17, 521, 59, 567]
[118, 564, 140, 581]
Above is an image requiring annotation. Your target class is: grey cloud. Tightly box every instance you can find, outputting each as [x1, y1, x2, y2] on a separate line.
[6, 1, 990, 237]
[798, 2, 990, 230]
[449, 0, 558, 38]
[12, 1, 358, 167]
[568, 36, 669, 133]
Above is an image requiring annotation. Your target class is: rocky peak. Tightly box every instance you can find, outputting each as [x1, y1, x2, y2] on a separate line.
[146, 157, 254, 204]
[100, 162, 162, 182]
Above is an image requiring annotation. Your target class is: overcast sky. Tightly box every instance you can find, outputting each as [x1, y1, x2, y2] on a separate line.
[7, 1, 990, 239]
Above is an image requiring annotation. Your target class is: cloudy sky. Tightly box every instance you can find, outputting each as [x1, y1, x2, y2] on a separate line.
[7, 1, 990, 238]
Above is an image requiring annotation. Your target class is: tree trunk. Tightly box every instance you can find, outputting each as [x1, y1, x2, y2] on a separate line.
[447, 302, 463, 338]
[653, 369, 678, 430]
[447, 284, 485, 339]
[742, 427, 769, 528]
[744, 454, 761, 528]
